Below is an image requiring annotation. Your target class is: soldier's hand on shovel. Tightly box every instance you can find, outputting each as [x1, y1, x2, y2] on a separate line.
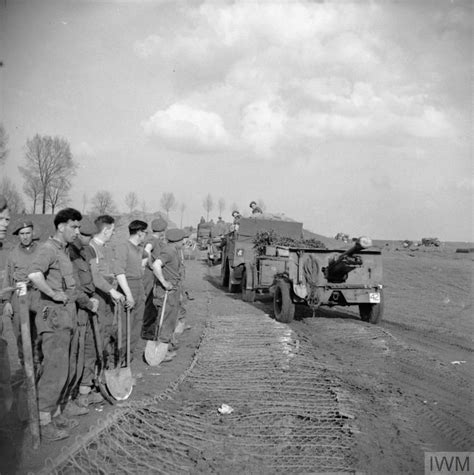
[162, 280, 173, 291]
[124, 295, 135, 309]
[110, 288, 125, 304]
[90, 297, 100, 314]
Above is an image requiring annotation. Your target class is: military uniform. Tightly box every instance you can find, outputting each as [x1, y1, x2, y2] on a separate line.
[114, 240, 146, 358]
[28, 237, 77, 420]
[65, 237, 97, 401]
[2, 239, 40, 364]
[142, 229, 183, 344]
[88, 237, 118, 367]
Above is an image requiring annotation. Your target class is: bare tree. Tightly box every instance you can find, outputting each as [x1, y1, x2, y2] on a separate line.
[47, 176, 71, 214]
[125, 192, 139, 213]
[19, 134, 77, 214]
[0, 124, 9, 165]
[0, 177, 25, 214]
[203, 194, 214, 221]
[141, 200, 147, 215]
[180, 202, 186, 228]
[218, 197, 226, 217]
[90, 190, 116, 215]
[22, 169, 43, 213]
[160, 192, 176, 218]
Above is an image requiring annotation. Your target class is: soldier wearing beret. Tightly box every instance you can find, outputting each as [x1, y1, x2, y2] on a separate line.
[1, 220, 40, 366]
[142, 228, 185, 363]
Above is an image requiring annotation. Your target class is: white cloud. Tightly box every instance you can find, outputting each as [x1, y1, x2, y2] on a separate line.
[141, 103, 231, 153]
[240, 98, 287, 157]
[135, 1, 462, 157]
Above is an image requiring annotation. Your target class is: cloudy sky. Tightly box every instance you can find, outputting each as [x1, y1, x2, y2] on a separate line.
[0, 0, 472, 240]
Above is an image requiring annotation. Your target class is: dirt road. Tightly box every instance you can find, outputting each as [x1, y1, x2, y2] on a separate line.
[2, 249, 473, 474]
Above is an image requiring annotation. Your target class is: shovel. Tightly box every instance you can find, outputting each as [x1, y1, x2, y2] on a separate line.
[104, 304, 133, 401]
[90, 312, 115, 405]
[144, 291, 169, 366]
[18, 285, 40, 449]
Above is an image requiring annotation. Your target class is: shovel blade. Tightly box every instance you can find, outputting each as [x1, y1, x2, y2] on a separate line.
[144, 341, 169, 367]
[103, 367, 133, 401]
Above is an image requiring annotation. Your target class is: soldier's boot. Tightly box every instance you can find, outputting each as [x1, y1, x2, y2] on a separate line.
[53, 414, 79, 430]
[40, 411, 69, 441]
[62, 400, 89, 417]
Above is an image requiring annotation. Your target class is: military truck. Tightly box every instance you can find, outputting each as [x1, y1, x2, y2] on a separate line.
[196, 222, 213, 250]
[221, 217, 383, 324]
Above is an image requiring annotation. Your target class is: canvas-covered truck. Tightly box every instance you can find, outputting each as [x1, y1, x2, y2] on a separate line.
[221, 217, 384, 324]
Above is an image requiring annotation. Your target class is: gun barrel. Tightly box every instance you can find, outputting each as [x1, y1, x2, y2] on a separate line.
[335, 236, 372, 263]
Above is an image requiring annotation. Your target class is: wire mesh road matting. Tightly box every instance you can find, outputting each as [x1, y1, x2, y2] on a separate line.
[43, 314, 355, 474]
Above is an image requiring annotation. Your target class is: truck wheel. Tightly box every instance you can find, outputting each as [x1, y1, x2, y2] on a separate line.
[359, 291, 384, 324]
[274, 280, 295, 323]
[242, 270, 256, 303]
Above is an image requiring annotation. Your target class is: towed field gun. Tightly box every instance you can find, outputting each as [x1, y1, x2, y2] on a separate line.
[221, 217, 384, 324]
[325, 236, 373, 283]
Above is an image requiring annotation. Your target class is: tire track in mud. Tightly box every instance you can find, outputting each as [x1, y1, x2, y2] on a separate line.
[289, 315, 474, 474]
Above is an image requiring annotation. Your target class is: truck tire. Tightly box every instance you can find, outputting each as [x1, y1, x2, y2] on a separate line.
[242, 270, 256, 303]
[274, 280, 295, 323]
[359, 291, 384, 324]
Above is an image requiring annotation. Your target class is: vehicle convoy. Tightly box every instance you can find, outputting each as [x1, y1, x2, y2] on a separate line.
[221, 217, 384, 324]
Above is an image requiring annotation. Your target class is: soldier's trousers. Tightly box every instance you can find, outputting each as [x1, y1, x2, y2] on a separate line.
[118, 280, 145, 360]
[35, 301, 75, 414]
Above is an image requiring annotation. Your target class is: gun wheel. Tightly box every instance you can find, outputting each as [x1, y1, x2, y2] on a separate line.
[359, 290, 384, 324]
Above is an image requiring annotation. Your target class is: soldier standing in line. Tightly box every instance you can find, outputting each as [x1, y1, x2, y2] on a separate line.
[64, 219, 100, 408]
[144, 228, 185, 364]
[28, 208, 84, 441]
[114, 220, 148, 361]
[142, 217, 167, 340]
[0, 195, 12, 420]
[143, 217, 168, 299]
[87, 215, 125, 373]
[2, 221, 40, 367]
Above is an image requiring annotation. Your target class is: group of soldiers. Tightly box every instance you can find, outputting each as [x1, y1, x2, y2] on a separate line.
[0, 196, 188, 442]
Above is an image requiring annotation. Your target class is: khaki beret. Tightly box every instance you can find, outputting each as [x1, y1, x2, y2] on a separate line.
[166, 228, 185, 242]
[80, 218, 97, 236]
[151, 217, 168, 232]
[12, 220, 34, 235]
